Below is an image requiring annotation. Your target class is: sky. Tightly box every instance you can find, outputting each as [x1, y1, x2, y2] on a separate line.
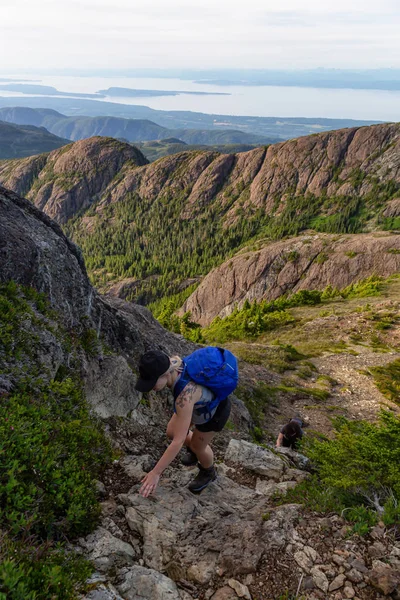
[1, 0, 400, 71]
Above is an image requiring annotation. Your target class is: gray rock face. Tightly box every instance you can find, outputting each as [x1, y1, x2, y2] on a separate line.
[180, 233, 400, 325]
[83, 586, 124, 600]
[84, 356, 140, 418]
[0, 185, 91, 327]
[225, 439, 285, 480]
[116, 565, 183, 600]
[119, 468, 267, 580]
[262, 503, 303, 552]
[78, 527, 136, 573]
[0, 185, 194, 418]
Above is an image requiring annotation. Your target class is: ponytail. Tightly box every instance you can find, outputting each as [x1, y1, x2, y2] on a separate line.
[169, 355, 183, 373]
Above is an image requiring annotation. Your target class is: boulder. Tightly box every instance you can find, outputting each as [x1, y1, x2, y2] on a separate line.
[78, 527, 135, 573]
[255, 480, 296, 498]
[310, 567, 329, 593]
[225, 439, 285, 480]
[227, 579, 251, 599]
[211, 588, 239, 600]
[116, 565, 183, 600]
[83, 585, 124, 600]
[328, 574, 346, 591]
[368, 563, 400, 595]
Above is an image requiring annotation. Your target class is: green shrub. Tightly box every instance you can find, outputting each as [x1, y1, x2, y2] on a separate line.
[0, 377, 110, 538]
[0, 537, 92, 600]
[287, 250, 299, 262]
[80, 328, 101, 357]
[346, 506, 378, 536]
[203, 305, 295, 343]
[381, 216, 400, 230]
[0, 283, 113, 599]
[341, 275, 384, 299]
[369, 359, 400, 404]
[315, 252, 328, 265]
[235, 382, 277, 426]
[302, 411, 400, 526]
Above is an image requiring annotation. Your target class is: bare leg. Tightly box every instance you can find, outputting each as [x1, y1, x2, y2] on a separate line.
[189, 429, 216, 469]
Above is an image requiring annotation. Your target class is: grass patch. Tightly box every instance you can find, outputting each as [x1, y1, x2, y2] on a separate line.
[229, 343, 305, 374]
[235, 382, 278, 426]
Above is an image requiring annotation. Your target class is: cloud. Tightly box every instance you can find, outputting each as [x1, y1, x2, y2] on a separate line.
[0, 0, 399, 70]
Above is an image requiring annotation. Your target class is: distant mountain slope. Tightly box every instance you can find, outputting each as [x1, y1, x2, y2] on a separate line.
[0, 137, 148, 222]
[0, 96, 381, 139]
[0, 107, 273, 145]
[179, 233, 400, 325]
[0, 123, 399, 303]
[0, 120, 68, 158]
[135, 139, 258, 162]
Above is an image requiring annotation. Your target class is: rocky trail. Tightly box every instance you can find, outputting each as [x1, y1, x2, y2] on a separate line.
[78, 417, 400, 600]
[75, 285, 400, 600]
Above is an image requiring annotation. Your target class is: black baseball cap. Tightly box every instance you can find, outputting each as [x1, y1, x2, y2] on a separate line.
[135, 350, 171, 393]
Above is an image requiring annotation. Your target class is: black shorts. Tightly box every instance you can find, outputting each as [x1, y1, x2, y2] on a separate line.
[195, 397, 231, 433]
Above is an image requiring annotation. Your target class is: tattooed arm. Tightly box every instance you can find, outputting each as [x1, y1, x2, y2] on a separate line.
[139, 382, 201, 497]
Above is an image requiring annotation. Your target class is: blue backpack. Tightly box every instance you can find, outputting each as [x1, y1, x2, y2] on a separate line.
[173, 347, 239, 417]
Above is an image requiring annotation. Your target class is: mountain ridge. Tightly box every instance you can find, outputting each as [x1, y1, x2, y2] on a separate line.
[0, 119, 68, 158]
[0, 122, 399, 304]
[0, 106, 275, 146]
[0, 98, 381, 138]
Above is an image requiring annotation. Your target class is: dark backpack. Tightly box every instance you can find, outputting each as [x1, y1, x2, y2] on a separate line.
[173, 347, 239, 416]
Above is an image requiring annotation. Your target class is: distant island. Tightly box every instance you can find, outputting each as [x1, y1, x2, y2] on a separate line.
[98, 87, 230, 97]
[0, 84, 104, 99]
[0, 78, 39, 83]
[194, 78, 400, 90]
[43, 67, 400, 92]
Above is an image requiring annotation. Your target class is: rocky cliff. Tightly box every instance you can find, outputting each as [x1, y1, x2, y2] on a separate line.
[0, 184, 193, 417]
[0, 137, 148, 223]
[180, 233, 400, 325]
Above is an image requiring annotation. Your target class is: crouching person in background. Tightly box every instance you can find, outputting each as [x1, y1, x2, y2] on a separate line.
[276, 416, 305, 450]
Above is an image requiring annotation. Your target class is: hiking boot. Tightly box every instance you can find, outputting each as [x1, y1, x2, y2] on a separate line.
[188, 464, 217, 493]
[181, 448, 198, 467]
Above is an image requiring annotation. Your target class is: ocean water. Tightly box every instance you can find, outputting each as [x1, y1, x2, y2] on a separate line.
[0, 74, 399, 121]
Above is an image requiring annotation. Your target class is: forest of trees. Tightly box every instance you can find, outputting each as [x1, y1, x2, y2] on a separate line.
[65, 174, 399, 307]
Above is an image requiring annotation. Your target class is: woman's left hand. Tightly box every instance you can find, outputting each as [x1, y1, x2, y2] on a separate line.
[139, 470, 160, 497]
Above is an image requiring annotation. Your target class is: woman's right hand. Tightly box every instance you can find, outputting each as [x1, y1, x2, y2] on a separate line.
[139, 470, 160, 497]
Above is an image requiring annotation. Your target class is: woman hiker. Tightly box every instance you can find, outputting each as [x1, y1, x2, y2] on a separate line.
[134, 349, 235, 498]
